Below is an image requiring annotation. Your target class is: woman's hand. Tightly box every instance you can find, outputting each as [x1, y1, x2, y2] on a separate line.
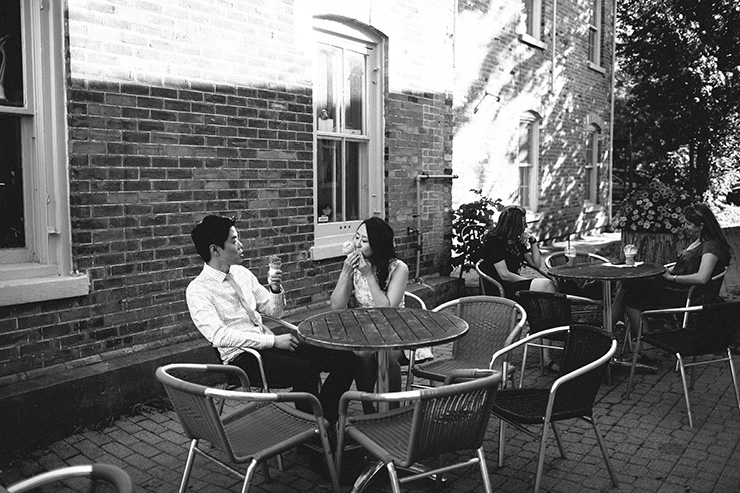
[357, 253, 373, 278]
[342, 250, 361, 273]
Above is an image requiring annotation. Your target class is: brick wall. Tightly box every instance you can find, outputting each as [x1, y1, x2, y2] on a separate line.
[452, 0, 615, 239]
[0, 1, 455, 381]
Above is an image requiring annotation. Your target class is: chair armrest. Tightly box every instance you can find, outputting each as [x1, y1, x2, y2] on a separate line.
[206, 387, 324, 417]
[489, 326, 570, 369]
[637, 305, 704, 337]
[443, 368, 499, 385]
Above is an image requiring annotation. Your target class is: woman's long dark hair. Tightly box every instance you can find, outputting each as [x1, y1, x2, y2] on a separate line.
[489, 206, 526, 244]
[685, 202, 731, 256]
[362, 216, 396, 289]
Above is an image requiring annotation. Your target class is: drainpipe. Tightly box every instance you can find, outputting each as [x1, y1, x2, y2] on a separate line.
[412, 173, 458, 280]
[607, 0, 618, 226]
[551, 0, 557, 91]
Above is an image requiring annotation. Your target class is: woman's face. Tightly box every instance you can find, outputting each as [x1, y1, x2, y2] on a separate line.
[353, 223, 373, 258]
[683, 216, 702, 236]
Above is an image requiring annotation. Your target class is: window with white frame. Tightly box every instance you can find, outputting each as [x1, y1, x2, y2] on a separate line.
[517, 112, 540, 211]
[587, 0, 603, 66]
[585, 125, 602, 204]
[311, 18, 384, 260]
[0, 0, 88, 306]
[522, 0, 542, 41]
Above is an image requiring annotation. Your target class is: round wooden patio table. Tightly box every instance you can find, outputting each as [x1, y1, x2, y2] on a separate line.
[297, 307, 469, 411]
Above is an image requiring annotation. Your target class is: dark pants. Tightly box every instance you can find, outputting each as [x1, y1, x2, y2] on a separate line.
[230, 345, 356, 424]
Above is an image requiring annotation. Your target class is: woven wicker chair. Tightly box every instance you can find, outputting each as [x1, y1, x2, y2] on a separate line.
[410, 295, 526, 389]
[3, 464, 133, 493]
[490, 325, 618, 493]
[402, 291, 433, 391]
[335, 370, 502, 493]
[625, 301, 740, 428]
[475, 259, 505, 297]
[156, 363, 340, 493]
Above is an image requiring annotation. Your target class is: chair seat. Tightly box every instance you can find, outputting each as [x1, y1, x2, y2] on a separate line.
[412, 357, 516, 382]
[346, 406, 416, 466]
[492, 388, 594, 424]
[223, 402, 321, 462]
[642, 329, 728, 357]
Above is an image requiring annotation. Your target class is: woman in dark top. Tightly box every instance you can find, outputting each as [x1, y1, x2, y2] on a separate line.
[617, 202, 731, 331]
[479, 205, 557, 300]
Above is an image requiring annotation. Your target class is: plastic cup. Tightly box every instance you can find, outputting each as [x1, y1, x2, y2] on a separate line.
[564, 246, 577, 267]
[268, 255, 282, 278]
[623, 244, 637, 266]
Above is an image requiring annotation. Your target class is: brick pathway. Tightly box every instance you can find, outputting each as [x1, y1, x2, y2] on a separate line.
[2, 347, 739, 492]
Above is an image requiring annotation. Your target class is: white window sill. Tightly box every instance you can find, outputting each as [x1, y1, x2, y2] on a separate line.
[309, 243, 345, 261]
[519, 34, 547, 50]
[587, 62, 606, 75]
[0, 268, 90, 306]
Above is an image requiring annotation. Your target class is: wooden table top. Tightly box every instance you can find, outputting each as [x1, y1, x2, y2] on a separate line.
[297, 307, 469, 351]
[548, 262, 666, 282]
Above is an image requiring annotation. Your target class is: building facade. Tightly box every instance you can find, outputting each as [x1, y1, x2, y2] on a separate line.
[0, 0, 614, 449]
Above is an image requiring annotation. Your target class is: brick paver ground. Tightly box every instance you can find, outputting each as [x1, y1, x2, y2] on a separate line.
[2, 231, 740, 492]
[2, 343, 739, 493]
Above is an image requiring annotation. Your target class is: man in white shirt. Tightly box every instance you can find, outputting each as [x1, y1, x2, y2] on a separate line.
[186, 215, 356, 424]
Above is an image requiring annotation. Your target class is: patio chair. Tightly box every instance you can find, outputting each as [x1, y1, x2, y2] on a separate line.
[625, 301, 740, 428]
[156, 363, 340, 493]
[410, 295, 526, 389]
[490, 325, 618, 493]
[475, 259, 505, 297]
[335, 370, 502, 493]
[515, 290, 604, 383]
[664, 262, 727, 328]
[3, 464, 133, 493]
[402, 291, 433, 391]
[545, 251, 608, 306]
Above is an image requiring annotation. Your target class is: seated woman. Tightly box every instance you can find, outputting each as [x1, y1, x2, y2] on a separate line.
[479, 205, 559, 371]
[330, 217, 408, 413]
[614, 202, 731, 332]
[479, 205, 557, 299]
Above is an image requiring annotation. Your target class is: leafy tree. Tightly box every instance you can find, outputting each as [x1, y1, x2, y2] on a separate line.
[616, 0, 740, 199]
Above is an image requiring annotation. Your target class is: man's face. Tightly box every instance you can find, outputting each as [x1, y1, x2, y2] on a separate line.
[214, 226, 243, 265]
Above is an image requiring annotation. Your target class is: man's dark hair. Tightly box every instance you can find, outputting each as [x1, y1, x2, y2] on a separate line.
[191, 215, 235, 262]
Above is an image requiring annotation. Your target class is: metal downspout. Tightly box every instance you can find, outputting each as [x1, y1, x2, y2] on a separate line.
[608, 0, 618, 225]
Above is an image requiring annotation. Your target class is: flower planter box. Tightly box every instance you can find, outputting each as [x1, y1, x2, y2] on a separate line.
[621, 230, 690, 265]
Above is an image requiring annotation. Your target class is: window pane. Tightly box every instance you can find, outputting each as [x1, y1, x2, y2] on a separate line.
[584, 168, 593, 202]
[344, 141, 360, 221]
[519, 166, 530, 208]
[0, 114, 24, 248]
[523, 0, 534, 35]
[344, 50, 364, 134]
[317, 139, 339, 223]
[0, 0, 25, 106]
[518, 122, 529, 164]
[316, 46, 339, 132]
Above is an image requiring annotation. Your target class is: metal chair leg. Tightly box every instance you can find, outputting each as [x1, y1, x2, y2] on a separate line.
[476, 447, 494, 493]
[676, 353, 694, 428]
[590, 418, 619, 487]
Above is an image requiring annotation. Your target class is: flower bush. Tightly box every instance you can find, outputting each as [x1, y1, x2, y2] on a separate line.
[613, 179, 696, 235]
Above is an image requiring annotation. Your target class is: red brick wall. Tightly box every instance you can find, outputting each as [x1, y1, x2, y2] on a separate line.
[452, 0, 616, 239]
[0, 1, 455, 379]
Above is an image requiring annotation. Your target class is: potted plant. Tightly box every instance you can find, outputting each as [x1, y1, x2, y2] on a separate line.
[612, 179, 696, 263]
[448, 190, 503, 276]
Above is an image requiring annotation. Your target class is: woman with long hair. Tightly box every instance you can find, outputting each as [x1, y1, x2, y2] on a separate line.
[479, 205, 557, 299]
[615, 202, 731, 331]
[330, 216, 409, 413]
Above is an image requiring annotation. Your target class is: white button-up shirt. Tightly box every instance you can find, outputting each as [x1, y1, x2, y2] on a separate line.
[186, 263, 285, 363]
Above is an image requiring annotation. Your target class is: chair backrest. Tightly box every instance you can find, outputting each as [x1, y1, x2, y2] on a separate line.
[156, 363, 252, 461]
[433, 295, 526, 368]
[515, 290, 572, 335]
[403, 291, 427, 310]
[545, 251, 609, 269]
[689, 301, 740, 354]
[554, 325, 615, 416]
[401, 372, 502, 466]
[475, 259, 505, 297]
[687, 266, 728, 306]
[5, 464, 133, 493]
